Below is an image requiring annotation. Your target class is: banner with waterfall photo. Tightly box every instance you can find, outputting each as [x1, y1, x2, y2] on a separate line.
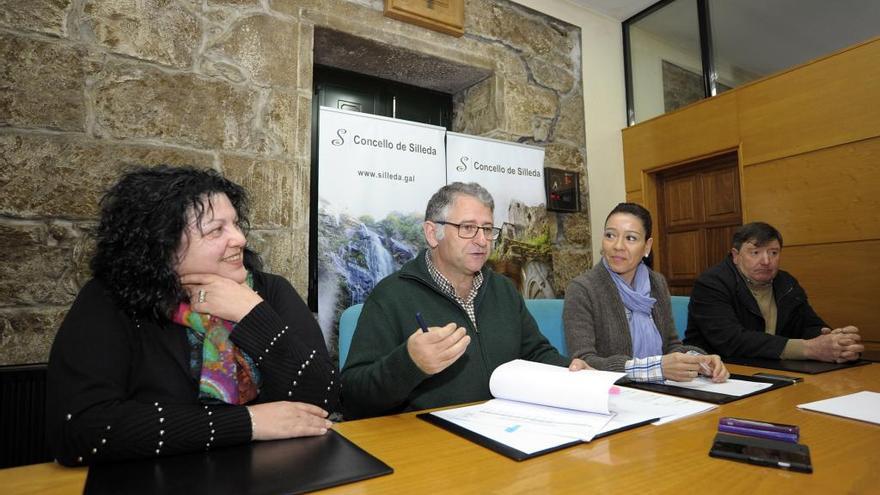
[445, 132, 554, 299]
[317, 106, 447, 351]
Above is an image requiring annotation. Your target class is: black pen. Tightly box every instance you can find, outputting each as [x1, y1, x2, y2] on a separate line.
[415, 312, 429, 333]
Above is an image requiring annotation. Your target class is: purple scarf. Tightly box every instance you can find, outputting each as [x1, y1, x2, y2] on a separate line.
[603, 258, 662, 358]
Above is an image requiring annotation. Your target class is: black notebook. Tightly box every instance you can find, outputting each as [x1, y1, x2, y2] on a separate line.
[620, 373, 792, 404]
[84, 430, 392, 495]
[722, 357, 871, 374]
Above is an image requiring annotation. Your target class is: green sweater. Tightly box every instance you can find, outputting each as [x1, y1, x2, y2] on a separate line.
[340, 250, 569, 419]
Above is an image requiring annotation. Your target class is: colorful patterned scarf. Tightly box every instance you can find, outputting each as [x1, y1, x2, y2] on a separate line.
[172, 273, 260, 404]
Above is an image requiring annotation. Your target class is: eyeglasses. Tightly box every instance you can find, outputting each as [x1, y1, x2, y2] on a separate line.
[435, 221, 502, 240]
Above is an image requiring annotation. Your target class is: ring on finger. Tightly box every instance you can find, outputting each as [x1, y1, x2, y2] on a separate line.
[197, 289, 207, 303]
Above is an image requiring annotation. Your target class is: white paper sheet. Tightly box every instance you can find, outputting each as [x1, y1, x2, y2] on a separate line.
[489, 359, 624, 414]
[431, 398, 616, 455]
[660, 376, 773, 397]
[797, 391, 880, 425]
[607, 386, 717, 427]
[431, 406, 580, 455]
[478, 399, 615, 439]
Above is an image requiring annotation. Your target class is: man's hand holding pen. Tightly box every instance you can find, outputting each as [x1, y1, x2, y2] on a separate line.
[408, 322, 471, 375]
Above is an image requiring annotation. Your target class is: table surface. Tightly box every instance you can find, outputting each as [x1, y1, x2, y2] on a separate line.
[3, 363, 878, 494]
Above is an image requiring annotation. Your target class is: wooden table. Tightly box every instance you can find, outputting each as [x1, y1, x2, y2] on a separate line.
[3, 364, 878, 494]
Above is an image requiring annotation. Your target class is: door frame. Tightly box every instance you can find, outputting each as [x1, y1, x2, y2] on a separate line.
[640, 146, 743, 288]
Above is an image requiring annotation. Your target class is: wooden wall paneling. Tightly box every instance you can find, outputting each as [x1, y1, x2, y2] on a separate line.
[626, 190, 643, 205]
[665, 230, 702, 280]
[736, 145, 752, 223]
[622, 37, 880, 354]
[622, 93, 739, 192]
[668, 286, 692, 297]
[663, 174, 703, 227]
[737, 38, 880, 166]
[702, 165, 741, 223]
[704, 225, 736, 267]
[742, 137, 880, 246]
[780, 240, 879, 348]
[641, 172, 662, 277]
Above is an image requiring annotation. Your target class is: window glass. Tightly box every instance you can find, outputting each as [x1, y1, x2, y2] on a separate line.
[709, 0, 880, 93]
[629, 0, 702, 123]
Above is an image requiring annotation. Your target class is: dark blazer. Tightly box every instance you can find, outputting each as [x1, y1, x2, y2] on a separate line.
[683, 256, 826, 358]
[47, 270, 339, 466]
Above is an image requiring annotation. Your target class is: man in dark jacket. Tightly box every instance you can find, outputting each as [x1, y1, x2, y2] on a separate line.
[684, 222, 862, 361]
[341, 182, 588, 419]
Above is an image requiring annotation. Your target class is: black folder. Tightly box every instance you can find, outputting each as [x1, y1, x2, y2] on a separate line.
[722, 357, 871, 374]
[417, 411, 655, 461]
[619, 373, 792, 404]
[84, 430, 392, 495]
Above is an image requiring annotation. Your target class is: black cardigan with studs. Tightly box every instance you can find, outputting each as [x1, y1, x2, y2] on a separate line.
[47, 270, 339, 466]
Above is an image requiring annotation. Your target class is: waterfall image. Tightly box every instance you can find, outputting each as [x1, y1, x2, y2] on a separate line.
[317, 204, 423, 357]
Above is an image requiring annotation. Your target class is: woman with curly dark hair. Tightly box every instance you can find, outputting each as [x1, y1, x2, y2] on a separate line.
[47, 165, 339, 466]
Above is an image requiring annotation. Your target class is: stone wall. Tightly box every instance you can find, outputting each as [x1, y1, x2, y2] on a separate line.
[0, 0, 591, 365]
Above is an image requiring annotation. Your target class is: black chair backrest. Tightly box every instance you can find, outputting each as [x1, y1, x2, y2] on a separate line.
[0, 363, 52, 468]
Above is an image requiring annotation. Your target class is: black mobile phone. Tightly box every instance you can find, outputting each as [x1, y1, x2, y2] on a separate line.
[752, 372, 804, 383]
[709, 433, 812, 473]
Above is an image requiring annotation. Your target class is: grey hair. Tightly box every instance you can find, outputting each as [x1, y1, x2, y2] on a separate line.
[425, 182, 494, 240]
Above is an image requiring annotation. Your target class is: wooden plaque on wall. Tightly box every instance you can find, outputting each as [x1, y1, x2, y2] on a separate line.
[384, 0, 464, 37]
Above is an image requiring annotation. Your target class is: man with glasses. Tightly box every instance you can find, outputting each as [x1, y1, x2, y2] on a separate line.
[341, 182, 589, 419]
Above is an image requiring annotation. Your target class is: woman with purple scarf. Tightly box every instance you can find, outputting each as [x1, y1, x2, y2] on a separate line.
[47, 166, 339, 466]
[562, 203, 729, 383]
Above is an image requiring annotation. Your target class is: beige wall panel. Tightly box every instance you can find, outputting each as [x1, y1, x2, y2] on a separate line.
[780, 241, 879, 346]
[742, 137, 880, 246]
[622, 93, 739, 192]
[738, 39, 880, 166]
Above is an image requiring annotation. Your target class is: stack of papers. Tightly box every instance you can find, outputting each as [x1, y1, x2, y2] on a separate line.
[428, 360, 717, 456]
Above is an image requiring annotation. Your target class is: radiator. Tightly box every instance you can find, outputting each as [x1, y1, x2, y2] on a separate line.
[0, 364, 52, 468]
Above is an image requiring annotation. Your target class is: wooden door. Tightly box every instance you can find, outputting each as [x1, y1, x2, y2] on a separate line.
[657, 152, 741, 295]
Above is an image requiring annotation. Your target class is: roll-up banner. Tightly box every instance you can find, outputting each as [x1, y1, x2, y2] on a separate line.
[445, 132, 556, 299]
[316, 107, 446, 346]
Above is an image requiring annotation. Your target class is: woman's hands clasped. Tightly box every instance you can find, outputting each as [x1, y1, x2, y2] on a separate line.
[661, 352, 729, 382]
[181, 273, 263, 322]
